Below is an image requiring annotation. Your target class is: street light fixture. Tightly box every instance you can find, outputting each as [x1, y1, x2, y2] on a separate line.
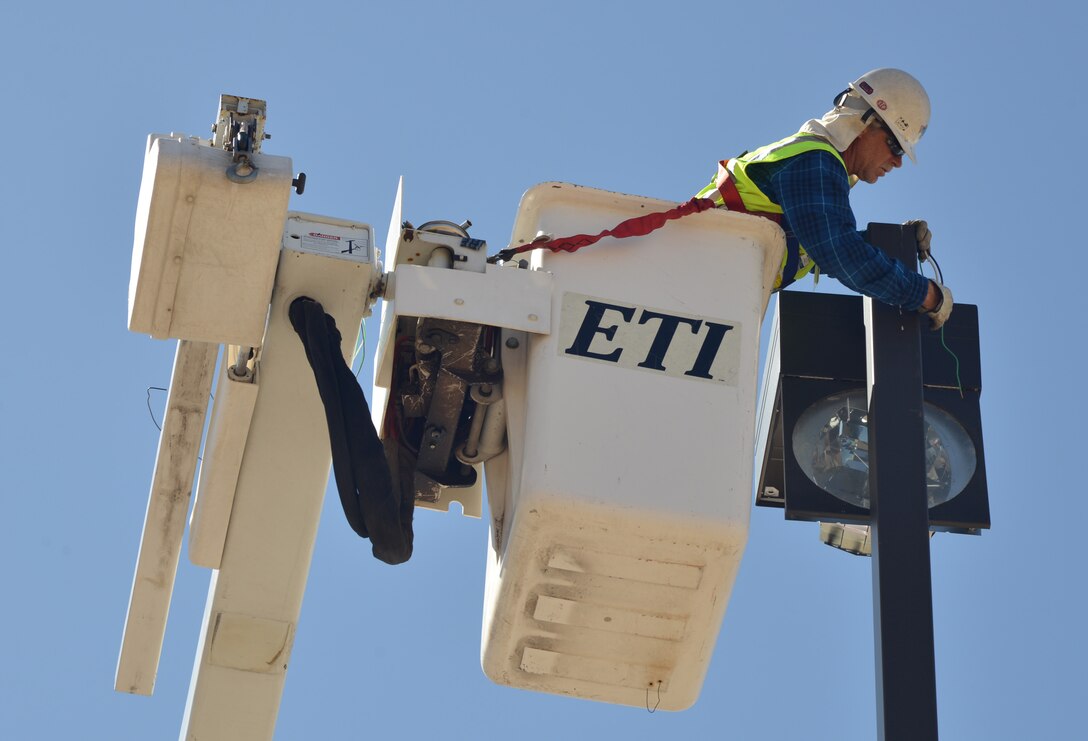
[754, 290, 989, 533]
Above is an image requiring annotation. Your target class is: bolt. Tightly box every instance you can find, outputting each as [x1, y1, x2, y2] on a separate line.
[483, 357, 500, 374]
[505, 337, 520, 349]
[425, 427, 444, 449]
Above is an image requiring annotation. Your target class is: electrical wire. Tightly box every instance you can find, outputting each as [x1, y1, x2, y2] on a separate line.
[146, 386, 168, 431]
[353, 320, 368, 378]
[926, 253, 944, 285]
[145, 385, 215, 462]
[919, 253, 963, 397]
[941, 326, 965, 399]
[645, 680, 663, 713]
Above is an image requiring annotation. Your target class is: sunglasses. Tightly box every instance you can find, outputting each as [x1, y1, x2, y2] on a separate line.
[835, 91, 907, 158]
[880, 123, 906, 158]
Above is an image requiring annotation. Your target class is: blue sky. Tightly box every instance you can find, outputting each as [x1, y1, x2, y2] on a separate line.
[3, 2, 1084, 739]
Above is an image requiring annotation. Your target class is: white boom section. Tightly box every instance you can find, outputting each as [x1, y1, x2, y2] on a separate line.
[179, 244, 373, 740]
[188, 347, 260, 569]
[116, 339, 218, 695]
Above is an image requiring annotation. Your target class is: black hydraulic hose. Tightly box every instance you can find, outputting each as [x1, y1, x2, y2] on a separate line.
[289, 296, 413, 565]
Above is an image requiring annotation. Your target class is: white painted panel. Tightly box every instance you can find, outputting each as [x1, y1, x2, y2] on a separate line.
[390, 264, 552, 335]
[128, 135, 292, 346]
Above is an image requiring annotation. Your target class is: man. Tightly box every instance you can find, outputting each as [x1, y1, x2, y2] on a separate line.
[695, 68, 952, 328]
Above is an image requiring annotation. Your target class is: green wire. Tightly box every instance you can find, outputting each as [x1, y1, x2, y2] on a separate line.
[921, 256, 964, 398]
[939, 324, 964, 398]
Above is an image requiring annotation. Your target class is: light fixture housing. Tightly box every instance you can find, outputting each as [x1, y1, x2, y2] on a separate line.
[754, 291, 989, 532]
[792, 389, 977, 510]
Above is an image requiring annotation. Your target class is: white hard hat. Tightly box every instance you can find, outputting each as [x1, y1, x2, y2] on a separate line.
[848, 68, 930, 163]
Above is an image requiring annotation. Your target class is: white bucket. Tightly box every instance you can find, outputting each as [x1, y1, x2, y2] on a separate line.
[481, 183, 785, 710]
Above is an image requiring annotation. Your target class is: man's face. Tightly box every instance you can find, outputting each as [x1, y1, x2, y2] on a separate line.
[848, 124, 904, 184]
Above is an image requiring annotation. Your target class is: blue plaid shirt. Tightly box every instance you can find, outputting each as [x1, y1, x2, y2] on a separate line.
[747, 149, 929, 310]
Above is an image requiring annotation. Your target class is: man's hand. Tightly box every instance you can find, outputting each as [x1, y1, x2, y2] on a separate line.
[919, 281, 953, 330]
[906, 219, 932, 263]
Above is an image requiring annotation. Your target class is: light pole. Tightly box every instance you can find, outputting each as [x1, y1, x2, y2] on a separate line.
[865, 222, 937, 740]
[753, 223, 990, 741]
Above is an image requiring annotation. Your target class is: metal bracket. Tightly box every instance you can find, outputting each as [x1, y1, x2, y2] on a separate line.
[212, 95, 269, 184]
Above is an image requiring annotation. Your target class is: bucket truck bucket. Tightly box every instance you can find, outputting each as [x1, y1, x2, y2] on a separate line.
[479, 183, 785, 710]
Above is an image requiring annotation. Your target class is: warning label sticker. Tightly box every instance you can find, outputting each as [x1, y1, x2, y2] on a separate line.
[285, 220, 372, 263]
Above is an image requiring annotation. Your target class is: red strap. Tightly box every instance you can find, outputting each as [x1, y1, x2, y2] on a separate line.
[489, 166, 781, 263]
[492, 197, 718, 262]
[716, 159, 782, 224]
[716, 159, 747, 212]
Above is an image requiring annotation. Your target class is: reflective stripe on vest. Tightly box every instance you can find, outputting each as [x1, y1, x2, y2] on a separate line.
[695, 134, 847, 290]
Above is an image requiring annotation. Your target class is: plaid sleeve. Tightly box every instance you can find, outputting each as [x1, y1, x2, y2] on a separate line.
[751, 151, 929, 310]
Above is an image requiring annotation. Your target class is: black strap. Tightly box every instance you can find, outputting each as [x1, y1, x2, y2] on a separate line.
[778, 237, 803, 291]
[289, 297, 413, 565]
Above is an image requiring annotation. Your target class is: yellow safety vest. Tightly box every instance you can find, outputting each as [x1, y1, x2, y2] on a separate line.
[695, 134, 848, 290]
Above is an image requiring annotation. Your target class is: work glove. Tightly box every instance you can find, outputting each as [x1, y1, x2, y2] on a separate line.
[919, 281, 953, 330]
[905, 219, 931, 263]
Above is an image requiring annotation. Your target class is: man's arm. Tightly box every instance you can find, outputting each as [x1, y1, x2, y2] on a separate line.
[756, 151, 933, 310]
[920, 280, 940, 311]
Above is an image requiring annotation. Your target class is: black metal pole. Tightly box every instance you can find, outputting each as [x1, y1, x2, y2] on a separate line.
[864, 223, 939, 741]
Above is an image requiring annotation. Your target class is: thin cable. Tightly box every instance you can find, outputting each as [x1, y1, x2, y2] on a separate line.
[940, 326, 965, 398]
[354, 320, 368, 378]
[918, 255, 963, 397]
[927, 253, 944, 285]
[645, 680, 662, 713]
[145, 385, 213, 463]
[145, 386, 167, 431]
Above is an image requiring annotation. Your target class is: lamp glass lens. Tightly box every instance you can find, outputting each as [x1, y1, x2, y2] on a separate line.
[791, 390, 976, 509]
